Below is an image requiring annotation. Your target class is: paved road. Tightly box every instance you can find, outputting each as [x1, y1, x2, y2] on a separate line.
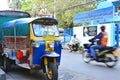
[5, 49, 120, 80]
[60, 50, 120, 80]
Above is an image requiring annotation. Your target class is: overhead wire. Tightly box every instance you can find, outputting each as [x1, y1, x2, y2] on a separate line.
[47, 0, 98, 13]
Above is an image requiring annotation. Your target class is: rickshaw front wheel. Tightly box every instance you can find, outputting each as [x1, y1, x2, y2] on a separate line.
[45, 62, 58, 80]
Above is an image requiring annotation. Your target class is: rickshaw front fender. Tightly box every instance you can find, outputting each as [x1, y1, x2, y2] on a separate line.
[41, 52, 60, 58]
[2, 53, 9, 58]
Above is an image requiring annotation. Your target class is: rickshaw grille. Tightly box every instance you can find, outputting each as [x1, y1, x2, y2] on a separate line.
[45, 41, 54, 51]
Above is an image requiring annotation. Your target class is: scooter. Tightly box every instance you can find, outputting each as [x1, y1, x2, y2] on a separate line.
[68, 41, 83, 53]
[82, 40, 119, 68]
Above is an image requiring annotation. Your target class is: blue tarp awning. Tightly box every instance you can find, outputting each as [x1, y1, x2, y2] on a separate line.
[3, 17, 58, 28]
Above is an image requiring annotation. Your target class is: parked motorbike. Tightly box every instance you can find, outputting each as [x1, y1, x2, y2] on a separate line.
[68, 41, 83, 53]
[82, 40, 119, 68]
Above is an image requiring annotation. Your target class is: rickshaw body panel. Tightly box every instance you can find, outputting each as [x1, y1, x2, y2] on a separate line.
[32, 40, 45, 64]
[54, 40, 61, 63]
[32, 40, 61, 64]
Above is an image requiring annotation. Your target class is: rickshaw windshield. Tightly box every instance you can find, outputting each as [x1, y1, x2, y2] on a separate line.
[32, 23, 59, 37]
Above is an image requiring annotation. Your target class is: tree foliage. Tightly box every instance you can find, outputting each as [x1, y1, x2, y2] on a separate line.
[9, 0, 97, 28]
[43, 0, 96, 28]
[21, 0, 32, 11]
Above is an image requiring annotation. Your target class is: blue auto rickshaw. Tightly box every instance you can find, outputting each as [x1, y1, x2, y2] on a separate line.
[2, 17, 61, 80]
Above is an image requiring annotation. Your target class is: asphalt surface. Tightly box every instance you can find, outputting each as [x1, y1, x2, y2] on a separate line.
[1, 49, 120, 80]
[60, 50, 120, 80]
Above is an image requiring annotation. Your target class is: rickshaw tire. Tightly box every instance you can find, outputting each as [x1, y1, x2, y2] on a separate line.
[3, 56, 11, 73]
[0, 55, 3, 66]
[45, 62, 58, 80]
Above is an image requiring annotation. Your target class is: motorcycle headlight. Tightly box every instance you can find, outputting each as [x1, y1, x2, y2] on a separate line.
[49, 42, 54, 48]
[32, 42, 40, 48]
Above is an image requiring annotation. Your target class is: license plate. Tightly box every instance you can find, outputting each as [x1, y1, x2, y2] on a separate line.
[113, 51, 119, 56]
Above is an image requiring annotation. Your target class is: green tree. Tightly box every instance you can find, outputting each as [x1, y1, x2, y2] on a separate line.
[19, 0, 97, 28]
[55, 0, 96, 28]
[21, 0, 32, 11]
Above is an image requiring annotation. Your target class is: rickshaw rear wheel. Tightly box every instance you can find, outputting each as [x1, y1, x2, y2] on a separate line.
[45, 62, 58, 80]
[0, 55, 3, 66]
[3, 56, 11, 72]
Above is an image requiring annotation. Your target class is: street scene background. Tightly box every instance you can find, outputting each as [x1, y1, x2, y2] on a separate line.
[0, 0, 120, 80]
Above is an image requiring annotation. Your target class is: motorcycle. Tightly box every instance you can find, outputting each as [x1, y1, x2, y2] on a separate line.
[68, 41, 83, 53]
[82, 40, 119, 68]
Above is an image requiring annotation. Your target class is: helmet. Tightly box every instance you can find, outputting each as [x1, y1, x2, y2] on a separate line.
[100, 25, 105, 31]
[100, 25, 105, 29]
[73, 34, 76, 37]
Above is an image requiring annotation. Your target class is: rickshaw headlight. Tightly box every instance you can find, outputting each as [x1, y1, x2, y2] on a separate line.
[32, 42, 40, 48]
[49, 42, 54, 48]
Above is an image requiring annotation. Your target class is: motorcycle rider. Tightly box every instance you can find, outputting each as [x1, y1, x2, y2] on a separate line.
[69, 34, 81, 51]
[89, 25, 108, 59]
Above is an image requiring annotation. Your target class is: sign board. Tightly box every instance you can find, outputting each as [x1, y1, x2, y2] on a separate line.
[83, 26, 97, 37]
[74, 6, 114, 23]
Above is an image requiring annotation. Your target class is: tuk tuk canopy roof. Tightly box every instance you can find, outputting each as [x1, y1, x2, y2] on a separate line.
[2, 17, 58, 28]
